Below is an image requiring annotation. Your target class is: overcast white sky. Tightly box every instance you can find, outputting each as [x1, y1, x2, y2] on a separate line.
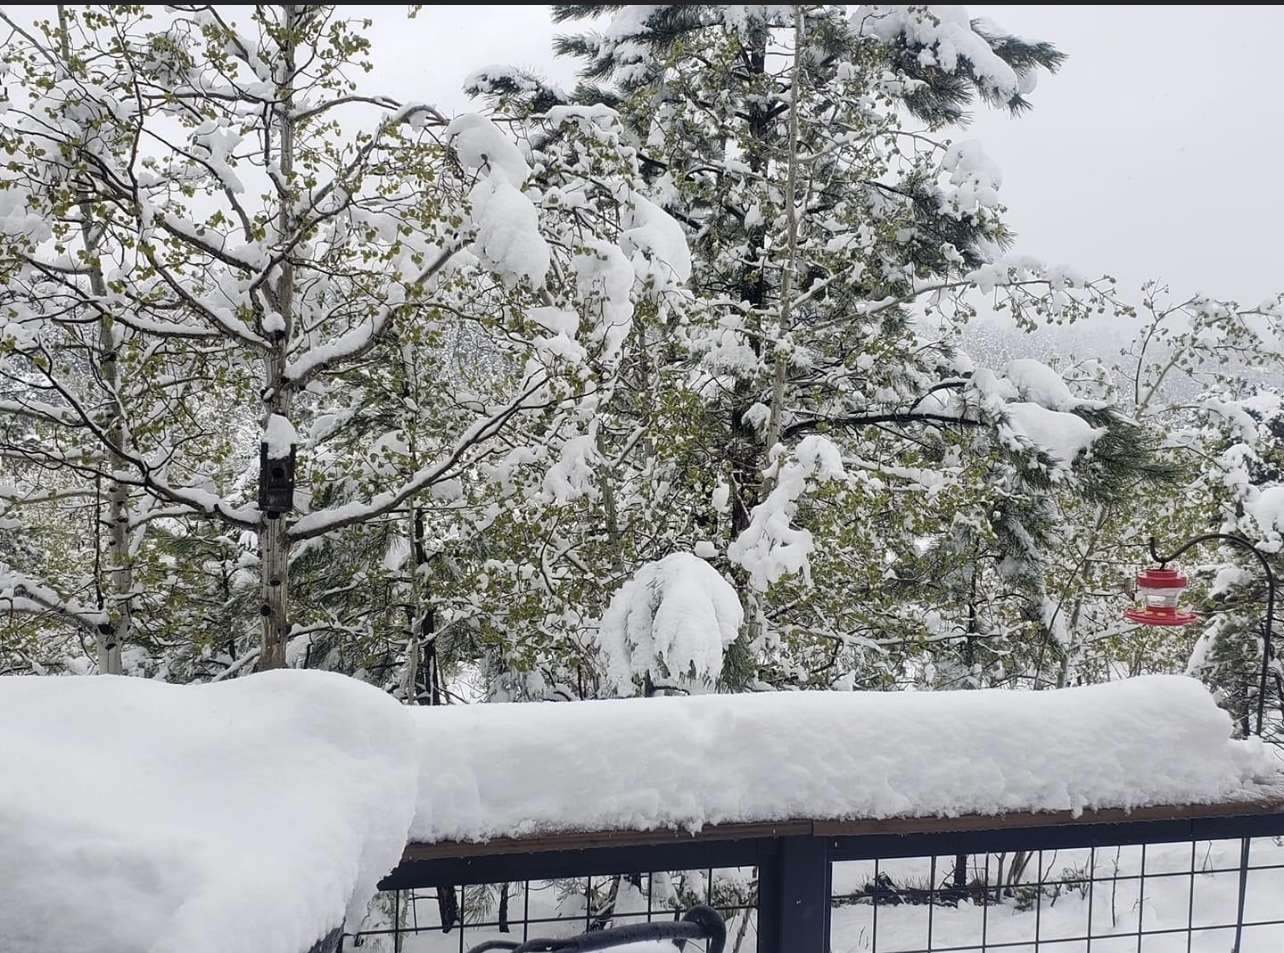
[356, 4, 1284, 312]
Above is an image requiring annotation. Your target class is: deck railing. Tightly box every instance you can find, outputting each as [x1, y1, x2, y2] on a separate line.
[346, 799, 1284, 953]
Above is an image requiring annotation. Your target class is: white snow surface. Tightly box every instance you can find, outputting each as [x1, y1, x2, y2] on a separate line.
[1001, 358, 1109, 412]
[5, 670, 1282, 951]
[576, 237, 636, 363]
[1244, 484, 1284, 552]
[445, 112, 530, 184]
[1002, 401, 1103, 468]
[466, 174, 550, 288]
[0, 670, 419, 953]
[941, 140, 1002, 213]
[446, 112, 550, 288]
[262, 412, 299, 457]
[621, 190, 692, 286]
[970, 362, 1107, 472]
[410, 674, 1276, 844]
[728, 435, 847, 590]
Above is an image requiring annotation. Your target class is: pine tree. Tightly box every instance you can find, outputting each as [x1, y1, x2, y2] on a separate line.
[465, 5, 1172, 692]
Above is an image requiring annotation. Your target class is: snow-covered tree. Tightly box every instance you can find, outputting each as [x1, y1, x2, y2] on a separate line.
[1183, 389, 1284, 737]
[0, 6, 674, 679]
[463, 4, 1174, 693]
[1030, 282, 1284, 705]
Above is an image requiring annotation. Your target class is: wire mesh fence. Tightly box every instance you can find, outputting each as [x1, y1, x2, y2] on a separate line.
[829, 837, 1284, 953]
[348, 822, 1284, 953]
[347, 867, 759, 953]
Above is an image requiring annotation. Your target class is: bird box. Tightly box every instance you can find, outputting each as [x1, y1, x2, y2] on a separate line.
[258, 443, 297, 516]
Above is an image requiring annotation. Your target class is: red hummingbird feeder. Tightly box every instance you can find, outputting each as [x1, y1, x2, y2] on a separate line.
[1123, 567, 1198, 627]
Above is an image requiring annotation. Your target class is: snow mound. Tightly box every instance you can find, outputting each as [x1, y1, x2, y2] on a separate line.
[409, 674, 1276, 843]
[0, 670, 419, 953]
[3, 669, 1280, 951]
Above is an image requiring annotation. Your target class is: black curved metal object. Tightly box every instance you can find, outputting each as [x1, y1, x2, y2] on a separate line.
[1146, 533, 1278, 736]
[465, 904, 726, 953]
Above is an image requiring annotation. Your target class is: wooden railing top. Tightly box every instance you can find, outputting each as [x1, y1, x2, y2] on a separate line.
[400, 796, 1284, 862]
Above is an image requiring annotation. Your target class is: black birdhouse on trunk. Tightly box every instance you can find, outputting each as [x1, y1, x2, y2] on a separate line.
[259, 442, 297, 517]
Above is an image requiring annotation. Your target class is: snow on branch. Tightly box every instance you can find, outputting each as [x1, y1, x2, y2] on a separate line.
[447, 113, 551, 289]
[0, 564, 108, 632]
[728, 436, 848, 591]
[970, 359, 1109, 473]
[288, 371, 555, 540]
[282, 241, 463, 385]
[593, 553, 744, 695]
[853, 5, 1022, 99]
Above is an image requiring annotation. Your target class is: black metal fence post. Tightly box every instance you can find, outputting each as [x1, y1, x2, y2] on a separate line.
[757, 835, 830, 953]
[1231, 836, 1252, 953]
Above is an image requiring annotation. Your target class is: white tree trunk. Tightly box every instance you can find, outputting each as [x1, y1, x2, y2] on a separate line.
[61, 4, 129, 675]
[259, 503, 291, 670]
[97, 321, 130, 676]
[258, 4, 298, 671]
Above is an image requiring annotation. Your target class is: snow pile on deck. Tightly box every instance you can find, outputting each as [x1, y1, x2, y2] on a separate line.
[0, 670, 418, 953]
[410, 674, 1276, 842]
[3, 670, 1279, 953]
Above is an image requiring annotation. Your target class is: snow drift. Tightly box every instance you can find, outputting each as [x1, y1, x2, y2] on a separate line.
[0, 670, 418, 953]
[2, 670, 1279, 953]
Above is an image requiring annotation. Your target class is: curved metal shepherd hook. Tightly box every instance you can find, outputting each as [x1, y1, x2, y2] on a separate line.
[1147, 534, 1277, 736]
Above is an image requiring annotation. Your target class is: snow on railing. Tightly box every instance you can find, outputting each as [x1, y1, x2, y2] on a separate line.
[3, 669, 1282, 953]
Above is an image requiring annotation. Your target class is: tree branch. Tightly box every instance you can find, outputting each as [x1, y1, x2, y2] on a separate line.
[783, 410, 983, 440]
